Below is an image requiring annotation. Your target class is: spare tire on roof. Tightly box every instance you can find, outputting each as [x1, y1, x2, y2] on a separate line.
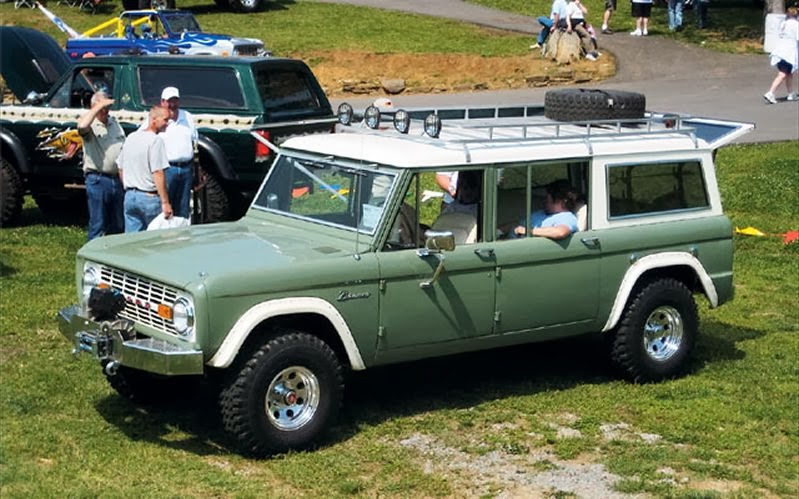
[544, 89, 646, 121]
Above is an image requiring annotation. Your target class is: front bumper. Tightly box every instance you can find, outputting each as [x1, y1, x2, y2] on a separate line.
[57, 305, 204, 375]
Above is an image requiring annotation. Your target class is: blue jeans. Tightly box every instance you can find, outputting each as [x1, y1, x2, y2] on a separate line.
[85, 172, 124, 240]
[165, 165, 193, 219]
[696, 1, 709, 28]
[124, 190, 162, 232]
[537, 16, 553, 45]
[667, 0, 684, 30]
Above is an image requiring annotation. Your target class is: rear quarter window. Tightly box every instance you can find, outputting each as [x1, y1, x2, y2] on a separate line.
[138, 66, 246, 110]
[607, 161, 709, 218]
[254, 68, 325, 118]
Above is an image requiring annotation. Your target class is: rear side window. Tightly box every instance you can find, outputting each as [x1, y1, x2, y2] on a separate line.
[607, 161, 708, 217]
[138, 67, 246, 109]
[254, 68, 324, 117]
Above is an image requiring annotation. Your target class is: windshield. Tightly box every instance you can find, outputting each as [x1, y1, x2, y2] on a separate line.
[160, 12, 202, 33]
[252, 154, 397, 234]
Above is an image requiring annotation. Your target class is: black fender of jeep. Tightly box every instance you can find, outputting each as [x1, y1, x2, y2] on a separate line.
[197, 134, 236, 182]
[0, 126, 30, 176]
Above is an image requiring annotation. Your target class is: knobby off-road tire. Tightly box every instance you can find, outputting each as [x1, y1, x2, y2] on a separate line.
[195, 167, 231, 223]
[219, 331, 344, 456]
[229, 0, 262, 13]
[0, 159, 23, 228]
[544, 89, 646, 122]
[610, 278, 698, 383]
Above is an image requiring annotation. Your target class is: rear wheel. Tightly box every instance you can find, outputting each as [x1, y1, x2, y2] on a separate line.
[229, 0, 262, 13]
[219, 331, 344, 456]
[193, 167, 231, 224]
[544, 89, 646, 121]
[0, 159, 23, 228]
[610, 279, 698, 382]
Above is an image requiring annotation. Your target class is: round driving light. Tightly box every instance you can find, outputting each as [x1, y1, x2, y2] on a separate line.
[364, 105, 381, 129]
[393, 109, 410, 134]
[424, 113, 442, 138]
[172, 297, 195, 337]
[337, 103, 353, 126]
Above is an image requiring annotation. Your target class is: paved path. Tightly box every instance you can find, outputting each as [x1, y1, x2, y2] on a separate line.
[315, 0, 798, 143]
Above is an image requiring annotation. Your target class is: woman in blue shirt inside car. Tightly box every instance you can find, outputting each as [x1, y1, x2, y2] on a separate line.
[513, 179, 580, 240]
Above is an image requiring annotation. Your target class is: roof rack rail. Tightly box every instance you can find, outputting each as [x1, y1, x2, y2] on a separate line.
[339, 103, 700, 149]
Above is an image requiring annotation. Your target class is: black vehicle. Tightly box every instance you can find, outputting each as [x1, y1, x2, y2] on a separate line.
[0, 27, 335, 227]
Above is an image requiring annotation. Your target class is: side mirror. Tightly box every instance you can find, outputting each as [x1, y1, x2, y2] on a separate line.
[418, 230, 456, 289]
[424, 230, 455, 252]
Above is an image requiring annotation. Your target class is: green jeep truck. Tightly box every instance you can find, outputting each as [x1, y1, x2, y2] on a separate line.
[0, 31, 335, 226]
[57, 90, 752, 456]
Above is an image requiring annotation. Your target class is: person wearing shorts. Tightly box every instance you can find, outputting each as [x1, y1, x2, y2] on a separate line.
[764, 6, 799, 103]
[630, 0, 653, 36]
[602, 0, 616, 34]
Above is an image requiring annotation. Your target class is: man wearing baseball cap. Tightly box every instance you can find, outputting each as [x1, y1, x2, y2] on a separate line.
[159, 86, 198, 220]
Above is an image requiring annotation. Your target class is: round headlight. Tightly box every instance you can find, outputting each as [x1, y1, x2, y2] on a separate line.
[337, 103, 354, 126]
[82, 264, 100, 303]
[172, 297, 195, 337]
[364, 105, 381, 129]
[393, 109, 410, 134]
[424, 113, 442, 138]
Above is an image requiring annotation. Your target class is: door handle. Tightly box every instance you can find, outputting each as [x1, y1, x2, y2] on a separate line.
[581, 237, 601, 250]
[474, 248, 495, 258]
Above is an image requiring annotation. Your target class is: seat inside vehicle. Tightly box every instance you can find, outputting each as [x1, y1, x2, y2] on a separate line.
[431, 211, 477, 244]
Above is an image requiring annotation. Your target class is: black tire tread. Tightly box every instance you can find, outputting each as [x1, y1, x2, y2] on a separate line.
[197, 167, 231, 223]
[545, 88, 646, 121]
[219, 331, 344, 456]
[0, 159, 23, 228]
[610, 278, 697, 383]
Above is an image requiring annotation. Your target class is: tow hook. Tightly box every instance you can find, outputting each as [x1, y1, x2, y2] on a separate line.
[104, 360, 120, 376]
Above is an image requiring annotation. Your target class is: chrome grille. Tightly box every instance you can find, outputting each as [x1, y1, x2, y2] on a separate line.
[99, 266, 178, 335]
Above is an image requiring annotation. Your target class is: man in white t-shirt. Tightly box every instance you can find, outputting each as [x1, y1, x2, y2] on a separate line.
[159, 86, 198, 219]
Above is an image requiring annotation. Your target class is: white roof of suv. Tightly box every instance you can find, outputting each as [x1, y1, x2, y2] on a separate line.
[280, 108, 753, 168]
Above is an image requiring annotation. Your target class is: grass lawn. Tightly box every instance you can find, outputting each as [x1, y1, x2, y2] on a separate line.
[1, 141, 797, 497]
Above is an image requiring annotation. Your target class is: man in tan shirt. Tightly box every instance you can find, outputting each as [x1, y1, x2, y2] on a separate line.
[77, 91, 126, 240]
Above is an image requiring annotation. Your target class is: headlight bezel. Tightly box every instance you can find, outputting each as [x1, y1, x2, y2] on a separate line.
[171, 294, 196, 339]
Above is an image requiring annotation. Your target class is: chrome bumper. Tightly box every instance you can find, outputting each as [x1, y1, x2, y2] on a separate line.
[57, 305, 204, 376]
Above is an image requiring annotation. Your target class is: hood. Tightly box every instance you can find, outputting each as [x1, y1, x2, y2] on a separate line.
[0, 27, 71, 102]
[79, 219, 355, 289]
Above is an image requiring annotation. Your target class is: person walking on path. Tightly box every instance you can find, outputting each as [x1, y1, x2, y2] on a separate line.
[667, 0, 684, 31]
[630, 0, 653, 36]
[158, 86, 197, 220]
[566, 0, 600, 61]
[601, 0, 615, 34]
[764, 5, 799, 104]
[77, 91, 126, 240]
[118, 106, 173, 232]
[532, 0, 568, 49]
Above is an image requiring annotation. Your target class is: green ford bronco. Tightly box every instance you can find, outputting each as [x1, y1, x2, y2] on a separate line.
[0, 32, 335, 227]
[57, 89, 752, 456]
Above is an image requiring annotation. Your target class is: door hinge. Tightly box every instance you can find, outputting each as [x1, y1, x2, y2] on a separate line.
[379, 279, 386, 292]
[494, 311, 501, 323]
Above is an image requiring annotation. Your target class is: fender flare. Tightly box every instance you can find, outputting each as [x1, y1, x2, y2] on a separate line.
[0, 127, 31, 175]
[197, 134, 236, 181]
[601, 252, 719, 332]
[207, 297, 366, 371]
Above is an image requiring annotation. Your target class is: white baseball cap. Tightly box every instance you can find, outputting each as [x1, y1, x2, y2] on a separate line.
[161, 86, 180, 100]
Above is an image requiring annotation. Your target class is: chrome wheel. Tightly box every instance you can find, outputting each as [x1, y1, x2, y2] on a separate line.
[642, 305, 683, 362]
[265, 366, 320, 431]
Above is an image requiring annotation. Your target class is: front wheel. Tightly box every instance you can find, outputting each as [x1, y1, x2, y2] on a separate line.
[0, 159, 23, 227]
[219, 331, 344, 456]
[610, 279, 698, 382]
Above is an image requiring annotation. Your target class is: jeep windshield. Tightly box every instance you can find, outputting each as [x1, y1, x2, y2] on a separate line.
[252, 154, 397, 234]
[159, 12, 202, 33]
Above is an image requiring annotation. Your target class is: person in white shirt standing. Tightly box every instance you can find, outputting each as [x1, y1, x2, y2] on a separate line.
[159, 86, 198, 220]
[630, 0, 653, 36]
